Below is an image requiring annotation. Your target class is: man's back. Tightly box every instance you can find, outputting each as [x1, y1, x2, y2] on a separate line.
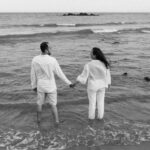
[31, 55, 57, 93]
[32, 55, 56, 80]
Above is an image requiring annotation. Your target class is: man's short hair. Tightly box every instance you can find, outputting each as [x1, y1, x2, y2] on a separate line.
[40, 42, 49, 53]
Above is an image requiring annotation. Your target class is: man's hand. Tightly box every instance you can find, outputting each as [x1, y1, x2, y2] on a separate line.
[107, 85, 111, 91]
[33, 88, 37, 92]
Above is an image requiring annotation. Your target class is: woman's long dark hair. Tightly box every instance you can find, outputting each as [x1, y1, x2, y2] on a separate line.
[92, 47, 110, 69]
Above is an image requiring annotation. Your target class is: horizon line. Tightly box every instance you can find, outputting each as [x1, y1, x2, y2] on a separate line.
[0, 11, 150, 13]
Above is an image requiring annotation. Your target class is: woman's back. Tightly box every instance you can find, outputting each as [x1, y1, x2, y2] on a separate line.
[88, 60, 106, 81]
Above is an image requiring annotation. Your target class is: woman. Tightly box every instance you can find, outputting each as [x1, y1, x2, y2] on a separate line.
[74, 47, 111, 125]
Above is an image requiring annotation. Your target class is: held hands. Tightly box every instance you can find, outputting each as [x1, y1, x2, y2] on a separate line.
[33, 88, 37, 92]
[69, 81, 79, 88]
[69, 83, 76, 88]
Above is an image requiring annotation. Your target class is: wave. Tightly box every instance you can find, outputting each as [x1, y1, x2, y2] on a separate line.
[1, 121, 150, 150]
[141, 30, 150, 33]
[1, 23, 76, 28]
[93, 29, 118, 33]
[93, 27, 150, 34]
[20, 23, 76, 27]
[1, 27, 150, 38]
[1, 21, 138, 28]
[0, 29, 94, 38]
[57, 23, 76, 26]
[76, 21, 137, 26]
[119, 27, 150, 34]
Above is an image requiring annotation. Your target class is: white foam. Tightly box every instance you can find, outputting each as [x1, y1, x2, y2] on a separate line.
[93, 29, 118, 33]
[142, 30, 150, 33]
[57, 23, 76, 26]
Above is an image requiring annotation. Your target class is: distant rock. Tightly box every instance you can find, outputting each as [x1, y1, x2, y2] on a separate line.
[63, 13, 98, 16]
[112, 41, 120, 44]
[144, 77, 150, 82]
[122, 72, 128, 76]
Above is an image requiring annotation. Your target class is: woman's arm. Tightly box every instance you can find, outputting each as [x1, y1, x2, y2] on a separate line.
[76, 64, 89, 85]
[106, 69, 111, 85]
[106, 69, 111, 90]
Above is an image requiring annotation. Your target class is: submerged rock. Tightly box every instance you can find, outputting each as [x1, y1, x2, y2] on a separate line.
[122, 72, 128, 76]
[144, 77, 150, 82]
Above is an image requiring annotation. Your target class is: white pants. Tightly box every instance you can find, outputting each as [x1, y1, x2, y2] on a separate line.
[87, 88, 105, 119]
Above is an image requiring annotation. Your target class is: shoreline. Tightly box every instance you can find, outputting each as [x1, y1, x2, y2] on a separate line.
[68, 142, 150, 150]
[0, 102, 150, 150]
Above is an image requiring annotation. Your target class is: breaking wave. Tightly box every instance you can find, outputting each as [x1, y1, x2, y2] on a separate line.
[0, 21, 139, 28]
[0, 27, 150, 38]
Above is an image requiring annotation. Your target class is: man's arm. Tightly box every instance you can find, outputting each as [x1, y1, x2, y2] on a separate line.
[54, 59, 72, 86]
[31, 61, 37, 91]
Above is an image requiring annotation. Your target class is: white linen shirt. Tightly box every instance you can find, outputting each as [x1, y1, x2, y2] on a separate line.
[31, 55, 71, 93]
[77, 60, 111, 91]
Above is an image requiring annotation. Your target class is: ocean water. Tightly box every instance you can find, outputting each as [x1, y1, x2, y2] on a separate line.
[0, 13, 150, 150]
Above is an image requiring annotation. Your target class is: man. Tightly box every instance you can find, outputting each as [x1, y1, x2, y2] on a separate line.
[31, 42, 73, 127]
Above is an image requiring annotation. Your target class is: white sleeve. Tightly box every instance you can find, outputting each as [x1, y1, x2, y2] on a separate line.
[106, 69, 111, 85]
[54, 59, 72, 85]
[77, 64, 89, 84]
[31, 61, 37, 89]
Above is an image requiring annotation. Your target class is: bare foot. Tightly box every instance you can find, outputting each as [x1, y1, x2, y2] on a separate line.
[37, 120, 41, 128]
[88, 119, 94, 127]
[54, 122, 59, 128]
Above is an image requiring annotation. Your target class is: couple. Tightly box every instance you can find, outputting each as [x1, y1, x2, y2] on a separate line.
[31, 42, 111, 127]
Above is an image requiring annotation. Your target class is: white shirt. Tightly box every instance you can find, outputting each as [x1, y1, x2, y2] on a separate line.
[31, 55, 72, 93]
[77, 60, 111, 90]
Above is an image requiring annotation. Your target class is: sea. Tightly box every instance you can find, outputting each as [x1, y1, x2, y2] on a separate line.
[0, 13, 150, 150]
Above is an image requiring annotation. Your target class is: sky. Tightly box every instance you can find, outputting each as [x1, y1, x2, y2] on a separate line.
[0, 0, 150, 12]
